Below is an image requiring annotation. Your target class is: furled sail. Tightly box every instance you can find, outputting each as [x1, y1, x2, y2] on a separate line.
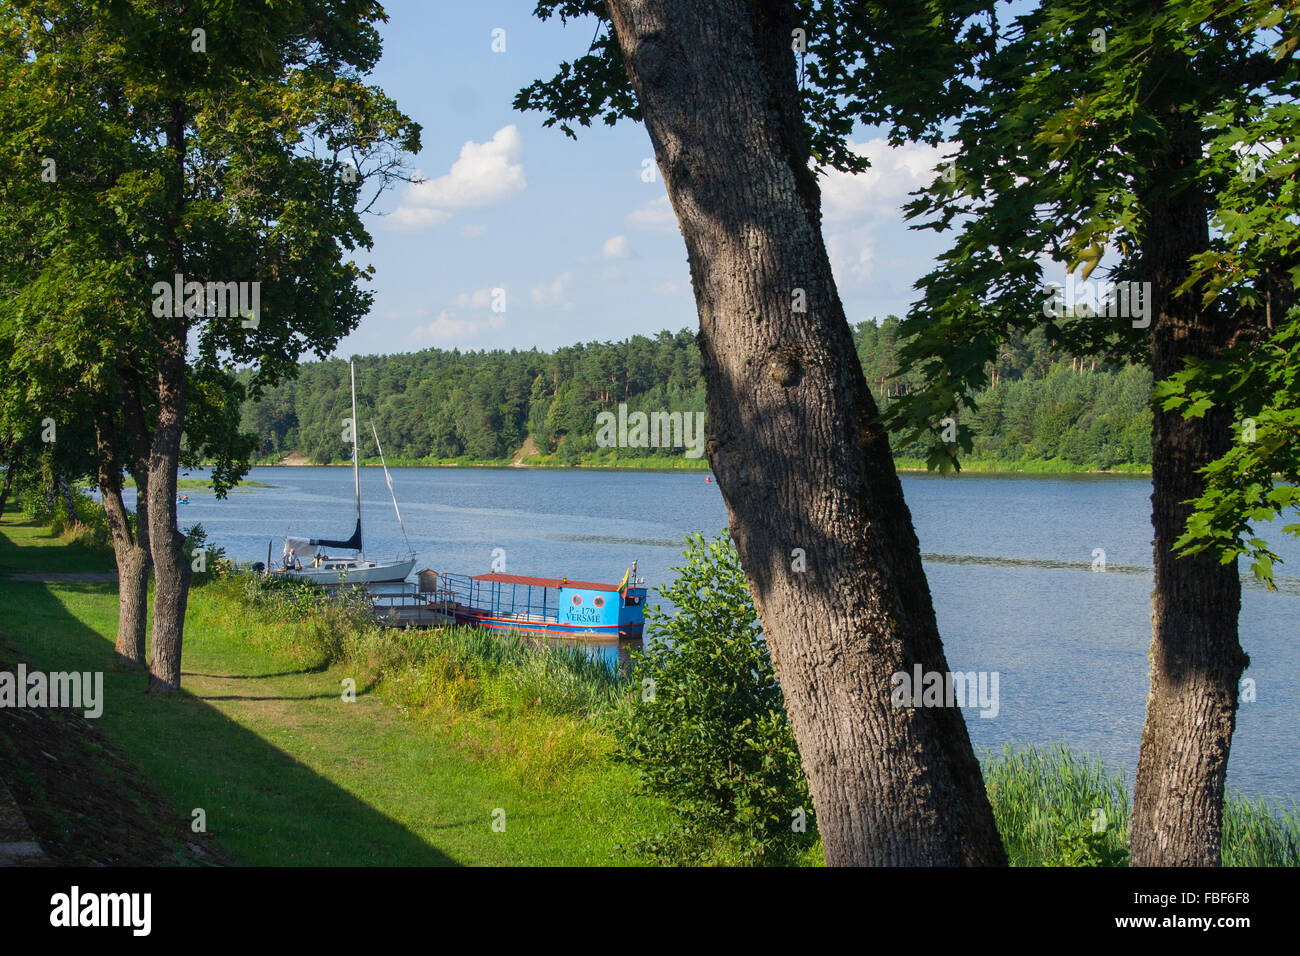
[284, 518, 362, 557]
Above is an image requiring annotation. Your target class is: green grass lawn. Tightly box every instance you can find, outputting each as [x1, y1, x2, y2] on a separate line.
[0, 515, 116, 575]
[0, 514, 672, 865]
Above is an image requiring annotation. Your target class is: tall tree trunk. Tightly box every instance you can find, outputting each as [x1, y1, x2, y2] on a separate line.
[146, 338, 190, 692]
[57, 475, 77, 523]
[0, 453, 14, 521]
[1130, 70, 1247, 866]
[96, 413, 152, 670]
[147, 99, 192, 693]
[607, 0, 1005, 865]
[101, 482, 151, 669]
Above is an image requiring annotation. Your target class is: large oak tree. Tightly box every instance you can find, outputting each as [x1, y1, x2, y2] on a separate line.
[522, 0, 1007, 864]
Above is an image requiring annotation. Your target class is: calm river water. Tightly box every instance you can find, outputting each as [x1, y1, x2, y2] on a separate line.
[148, 466, 1299, 804]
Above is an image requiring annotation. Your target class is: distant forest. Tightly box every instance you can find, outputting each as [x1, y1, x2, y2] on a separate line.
[239, 317, 1153, 471]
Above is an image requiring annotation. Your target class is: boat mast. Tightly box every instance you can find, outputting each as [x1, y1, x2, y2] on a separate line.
[351, 361, 361, 555]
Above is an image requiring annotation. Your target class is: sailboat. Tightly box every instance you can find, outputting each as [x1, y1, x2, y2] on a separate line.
[280, 362, 416, 585]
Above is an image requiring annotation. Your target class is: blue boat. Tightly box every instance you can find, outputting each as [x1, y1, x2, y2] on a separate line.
[433, 566, 647, 641]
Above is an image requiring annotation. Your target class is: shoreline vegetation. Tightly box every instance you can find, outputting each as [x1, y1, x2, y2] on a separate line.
[0, 505, 1296, 865]
[124, 477, 271, 490]
[223, 453, 1153, 477]
[238, 321, 1156, 476]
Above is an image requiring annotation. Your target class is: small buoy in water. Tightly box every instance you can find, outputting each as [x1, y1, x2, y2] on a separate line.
[705, 476, 712, 483]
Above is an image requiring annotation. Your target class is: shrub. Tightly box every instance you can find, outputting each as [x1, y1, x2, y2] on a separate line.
[183, 523, 234, 582]
[613, 531, 814, 864]
[33, 482, 109, 549]
[1044, 809, 1129, 867]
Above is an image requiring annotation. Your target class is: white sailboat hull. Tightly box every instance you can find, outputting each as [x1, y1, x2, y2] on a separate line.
[280, 362, 417, 588]
[281, 557, 416, 585]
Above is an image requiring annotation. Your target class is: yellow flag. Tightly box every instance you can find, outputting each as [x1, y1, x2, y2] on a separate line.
[617, 567, 630, 595]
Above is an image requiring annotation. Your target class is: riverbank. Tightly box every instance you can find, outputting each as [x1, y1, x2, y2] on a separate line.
[123, 477, 271, 490]
[892, 457, 1151, 476]
[242, 452, 1150, 477]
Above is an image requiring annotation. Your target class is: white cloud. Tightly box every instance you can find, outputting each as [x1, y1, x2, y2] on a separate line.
[531, 272, 572, 309]
[410, 310, 476, 343]
[819, 138, 954, 224]
[601, 235, 630, 259]
[388, 206, 452, 230]
[460, 224, 487, 239]
[456, 288, 495, 309]
[626, 195, 675, 232]
[387, 125, 526, 230]
[409, 309, 504, 345]
[826, 232, 877, 282]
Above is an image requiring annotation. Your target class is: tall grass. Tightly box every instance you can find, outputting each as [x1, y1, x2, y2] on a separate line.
[982, 743, 1300, 866]
[210, 572, 631, 789]
[1222, 794, 1300, 866]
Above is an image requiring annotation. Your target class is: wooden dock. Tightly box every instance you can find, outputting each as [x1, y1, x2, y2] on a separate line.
[367, 569, 458, 629]
[370, 601, 456, 628]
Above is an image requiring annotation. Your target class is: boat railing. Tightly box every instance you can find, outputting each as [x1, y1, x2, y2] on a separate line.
[370, 582, 455, 612]
[434, 572, 560, 622]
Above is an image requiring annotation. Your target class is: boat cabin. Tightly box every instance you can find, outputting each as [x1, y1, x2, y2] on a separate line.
[434, 571, 646, 641]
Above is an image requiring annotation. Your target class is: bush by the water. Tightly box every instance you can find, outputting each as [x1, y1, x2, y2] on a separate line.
[17, 477, 109, 550]
[613, 532, 815, 864]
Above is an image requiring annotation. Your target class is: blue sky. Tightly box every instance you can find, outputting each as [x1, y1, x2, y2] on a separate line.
[335, 0, 955, 358]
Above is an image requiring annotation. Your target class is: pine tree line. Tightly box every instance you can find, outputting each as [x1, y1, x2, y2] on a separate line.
[241, 318, 1152, 469]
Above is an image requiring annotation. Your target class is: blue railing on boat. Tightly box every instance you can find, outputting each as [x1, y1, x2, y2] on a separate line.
[437, 572, 561, 622]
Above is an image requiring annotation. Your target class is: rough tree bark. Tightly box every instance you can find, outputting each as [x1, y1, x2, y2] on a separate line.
[0, 451, 14, 521]
[96, 397, 152, 670]
[606, 0, 1006, 865]
[57, 475, 77, 523]
[147, 100, 192, 693]
[146, 345, 190, 692]
[1131, 70, 1247, 866]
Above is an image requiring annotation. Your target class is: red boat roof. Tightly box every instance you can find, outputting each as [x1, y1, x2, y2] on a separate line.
[469, 572, 629, 592]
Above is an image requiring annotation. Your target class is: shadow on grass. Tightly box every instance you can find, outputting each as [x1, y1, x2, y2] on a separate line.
[184, 664, 333, 680]
[0, 573, 458, 866]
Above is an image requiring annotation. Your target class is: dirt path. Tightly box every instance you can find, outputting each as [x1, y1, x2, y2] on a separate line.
[511, 436, 538, 467]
